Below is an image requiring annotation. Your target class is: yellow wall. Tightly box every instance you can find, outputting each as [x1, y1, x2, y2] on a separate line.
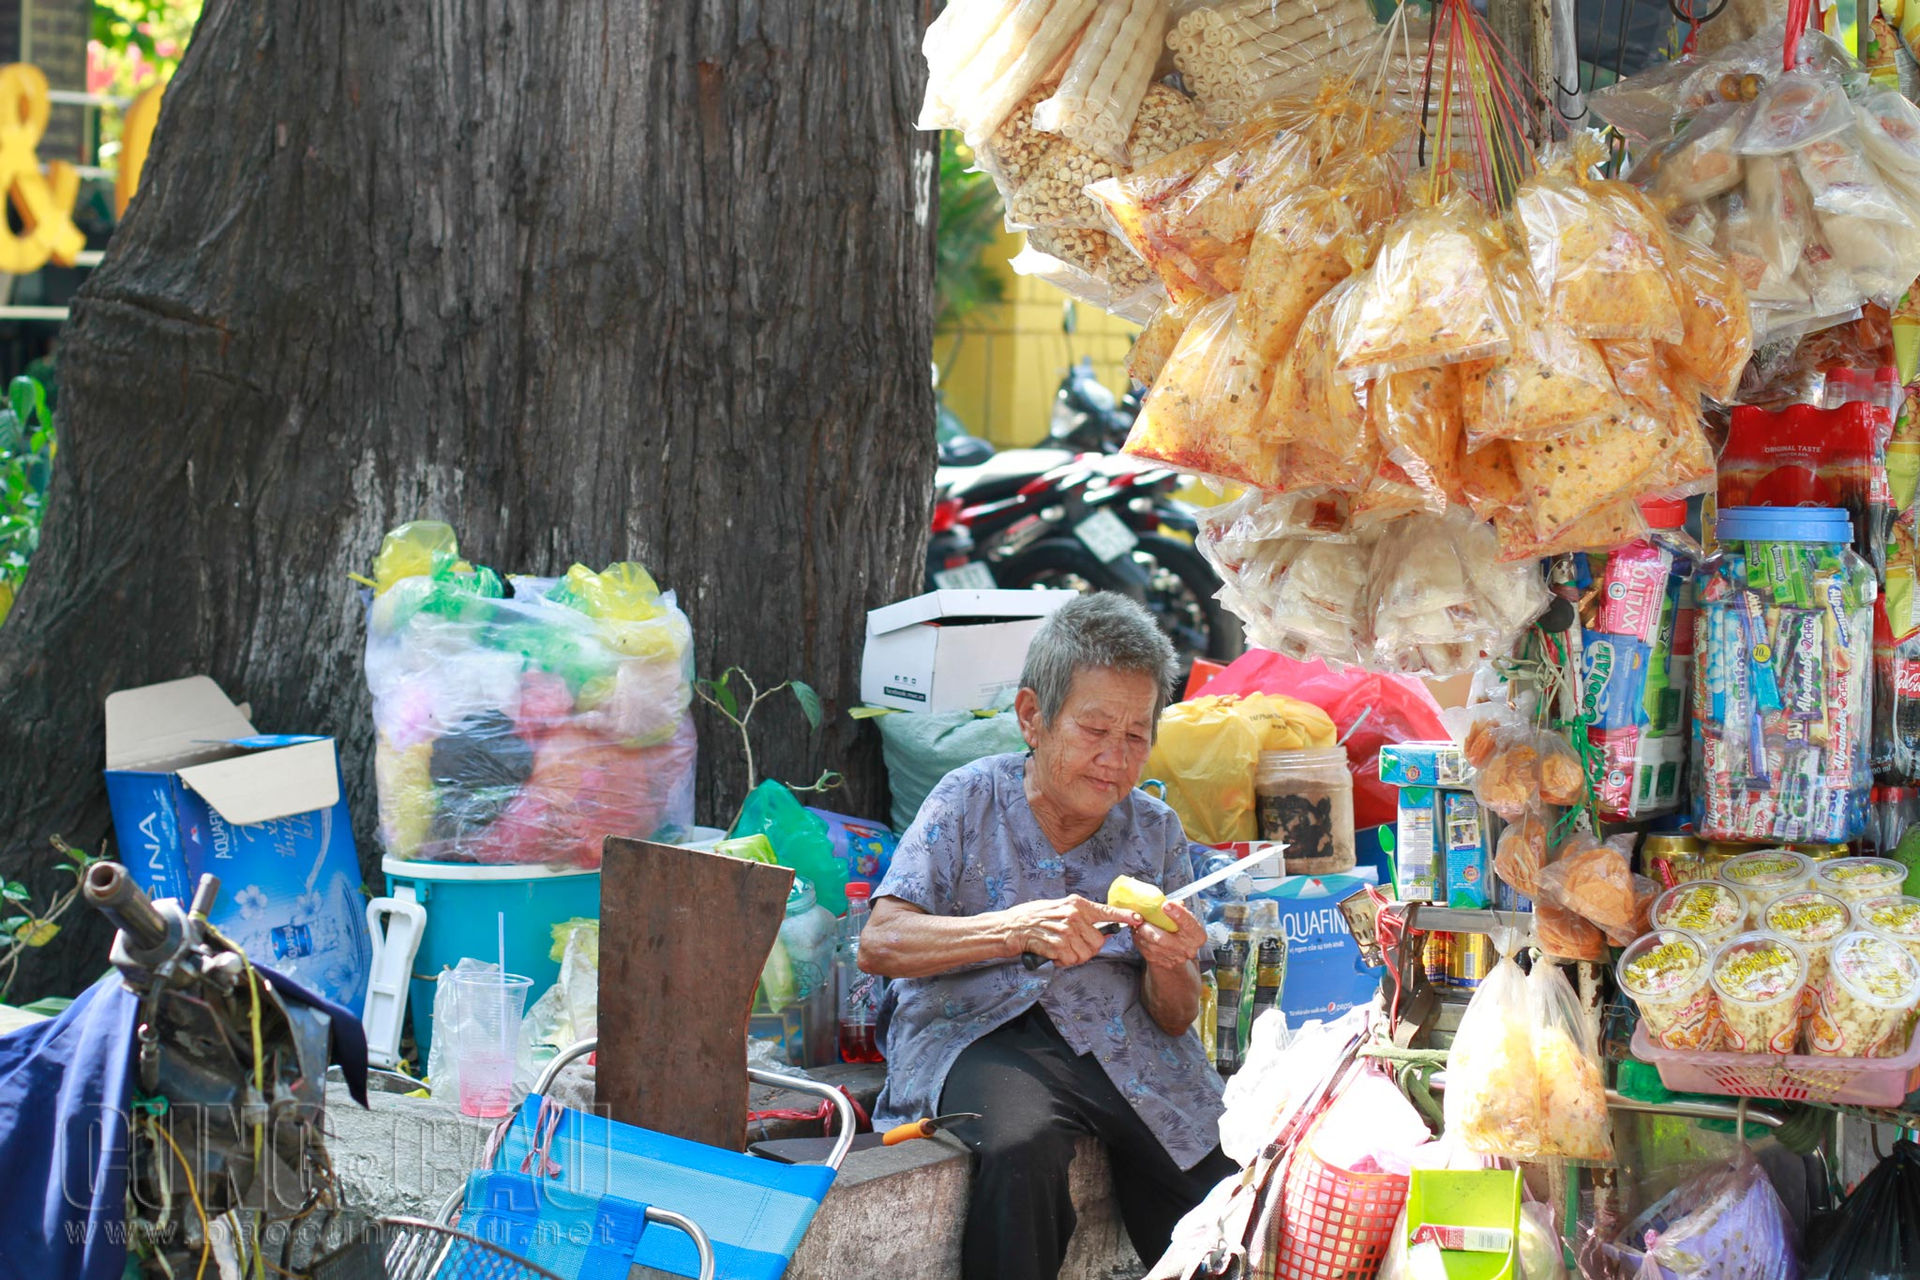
[935, 227, 1141, 449]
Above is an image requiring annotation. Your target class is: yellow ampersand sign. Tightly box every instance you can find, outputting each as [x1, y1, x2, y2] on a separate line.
[0, 64, 83, 274]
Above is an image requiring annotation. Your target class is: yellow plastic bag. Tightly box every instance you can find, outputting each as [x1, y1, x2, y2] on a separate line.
[370, 520, 464, 595]
[1145, 693, 1337, 843]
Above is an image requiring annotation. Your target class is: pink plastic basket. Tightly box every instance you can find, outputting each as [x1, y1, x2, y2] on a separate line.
[1631, 1023, 1920, 1108]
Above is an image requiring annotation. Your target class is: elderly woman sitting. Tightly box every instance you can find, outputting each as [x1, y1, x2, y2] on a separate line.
[861, 593, 1232, 1280]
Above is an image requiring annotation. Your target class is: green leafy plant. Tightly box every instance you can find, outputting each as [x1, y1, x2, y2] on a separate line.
[2, 837, 109, 1002]
[935, 132, 1007, 330]
[694, 669, 841, 830]
[0, 376, 54, 627]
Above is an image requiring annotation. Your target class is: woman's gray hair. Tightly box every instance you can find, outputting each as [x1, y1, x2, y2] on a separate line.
[1020, 593, 1177, 728]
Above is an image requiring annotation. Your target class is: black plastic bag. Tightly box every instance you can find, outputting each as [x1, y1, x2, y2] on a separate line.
[1806, 1140, 1920, 1279]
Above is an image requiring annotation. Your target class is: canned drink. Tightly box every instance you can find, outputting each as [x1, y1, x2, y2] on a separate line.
[1789, 842, 1852, 861]
[1425, 932, 1451, 986]
[1451, 934, 1495, 988]
[1643, 834, 1705, 885]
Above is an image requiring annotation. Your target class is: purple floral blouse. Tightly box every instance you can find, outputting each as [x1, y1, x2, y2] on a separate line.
[871, 752, 1226, 1170]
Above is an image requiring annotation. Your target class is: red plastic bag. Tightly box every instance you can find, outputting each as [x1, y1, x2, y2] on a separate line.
[1196, 648, 1449, 829]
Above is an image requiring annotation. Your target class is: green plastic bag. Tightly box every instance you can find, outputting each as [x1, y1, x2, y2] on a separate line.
[730, 781, 848, 915]
[874, 692, 1028, 833]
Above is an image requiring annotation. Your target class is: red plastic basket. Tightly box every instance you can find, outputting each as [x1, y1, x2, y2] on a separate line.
[1256, 1112, 1409, 1280]
[1631, 1022, 1920, 1108]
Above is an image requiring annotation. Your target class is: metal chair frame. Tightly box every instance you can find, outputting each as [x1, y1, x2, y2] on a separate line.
[434, 1036, 855, 1280]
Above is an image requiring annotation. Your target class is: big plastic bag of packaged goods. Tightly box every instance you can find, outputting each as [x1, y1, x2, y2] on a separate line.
[1457, 254, 1643, 448]
[1511, 154, 1686, 346]
[1122, 293, 1284, 489]
[1373, 362, 1465, 510]
[1333, 191, 1512, 380]
[1029, 0, 1170, 166]
[1527, 957, 1615, 1161]
[366, 550, 698, 865]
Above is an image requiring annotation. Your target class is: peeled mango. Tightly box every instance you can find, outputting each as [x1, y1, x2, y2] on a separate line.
[1109, 874, 1180, 932]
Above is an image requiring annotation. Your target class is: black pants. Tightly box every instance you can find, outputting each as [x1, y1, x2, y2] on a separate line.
[938, 1006, 1237, 1280]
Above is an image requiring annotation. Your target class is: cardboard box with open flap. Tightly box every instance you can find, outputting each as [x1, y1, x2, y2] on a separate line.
[860, 588, 1077, 714]
[102, 675, 371, 1011]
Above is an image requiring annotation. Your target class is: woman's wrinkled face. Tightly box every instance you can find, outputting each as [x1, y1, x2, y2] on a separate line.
[1017, 666, 1159, 826]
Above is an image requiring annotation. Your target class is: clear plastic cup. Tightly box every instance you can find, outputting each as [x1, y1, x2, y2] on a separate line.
[1808, 931, 1920, 1059]
[1761, 890, 1853, 1001]
[1709, 932, 1806, 1054]
[1650, 881, 1747, 949]
[1813, 857, 1911, 908]
[1717, 850, 1815, 928]
[1858, 894, 1920, 968]
[444, 971, 533, 1118]
[1617, 929, 1723, 1050]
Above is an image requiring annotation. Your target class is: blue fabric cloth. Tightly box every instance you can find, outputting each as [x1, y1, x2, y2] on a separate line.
[0, 964, 369, 1280]
[872, 752, 1226, 1170]
[0, 976, 139, 1280]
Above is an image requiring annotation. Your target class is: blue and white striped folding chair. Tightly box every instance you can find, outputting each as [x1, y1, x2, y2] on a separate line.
[448, 1038, 854, 1280]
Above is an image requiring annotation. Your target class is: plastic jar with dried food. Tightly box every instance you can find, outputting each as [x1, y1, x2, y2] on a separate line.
[1761, 890, 1853, 1010]
[1618, 929, 1725, 1050]
[1814, 856, 1911, 908]
[1650, 880, 1748, 949]
[1808, 930, 1920, 1058]
[1859, 894, 1920, 968]
[1255, 747, 1355, 875]
[1709, 931, 1807, 1054]
[1717, 850, 1816, 927]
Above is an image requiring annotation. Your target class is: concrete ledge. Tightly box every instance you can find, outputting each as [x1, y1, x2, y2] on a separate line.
[324, 1078, 1143, 1280]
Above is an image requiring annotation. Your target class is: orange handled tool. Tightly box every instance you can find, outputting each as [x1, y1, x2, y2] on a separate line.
[880, 1111, 981, 1145]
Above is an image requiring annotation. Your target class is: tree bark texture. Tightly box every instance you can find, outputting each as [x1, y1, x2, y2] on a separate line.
[0, 0, 938, 995]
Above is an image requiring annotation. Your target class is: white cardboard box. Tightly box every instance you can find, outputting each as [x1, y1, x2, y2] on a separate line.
[861, 589, 1077, 713]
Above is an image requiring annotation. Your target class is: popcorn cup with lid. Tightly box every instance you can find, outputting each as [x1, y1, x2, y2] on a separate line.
[1651, 881, 1747, 949]
[1858, 894, 1920, 968]
[1618, 929, 1724, 1050]
[1718, 850, 1815, 928]
[1709, 932, 1807, 1054]
[1807, 930, 1920, 1059]
[1761, 889, 1852, 1019]
[1814, 857, 1910, 908]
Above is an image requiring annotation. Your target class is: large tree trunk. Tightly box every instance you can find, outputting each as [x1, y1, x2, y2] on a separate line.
[0, 0, 937, 997]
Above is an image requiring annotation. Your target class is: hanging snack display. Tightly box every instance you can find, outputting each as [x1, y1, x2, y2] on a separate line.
[1594, 23, 1920, 340]
[921, 0, 1920, 1235]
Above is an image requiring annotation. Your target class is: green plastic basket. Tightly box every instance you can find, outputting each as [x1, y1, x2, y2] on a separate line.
[1404, 1168, 1522, 1280]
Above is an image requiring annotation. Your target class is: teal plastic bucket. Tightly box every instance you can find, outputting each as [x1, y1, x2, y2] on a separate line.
[382, 855, 601, 1063]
